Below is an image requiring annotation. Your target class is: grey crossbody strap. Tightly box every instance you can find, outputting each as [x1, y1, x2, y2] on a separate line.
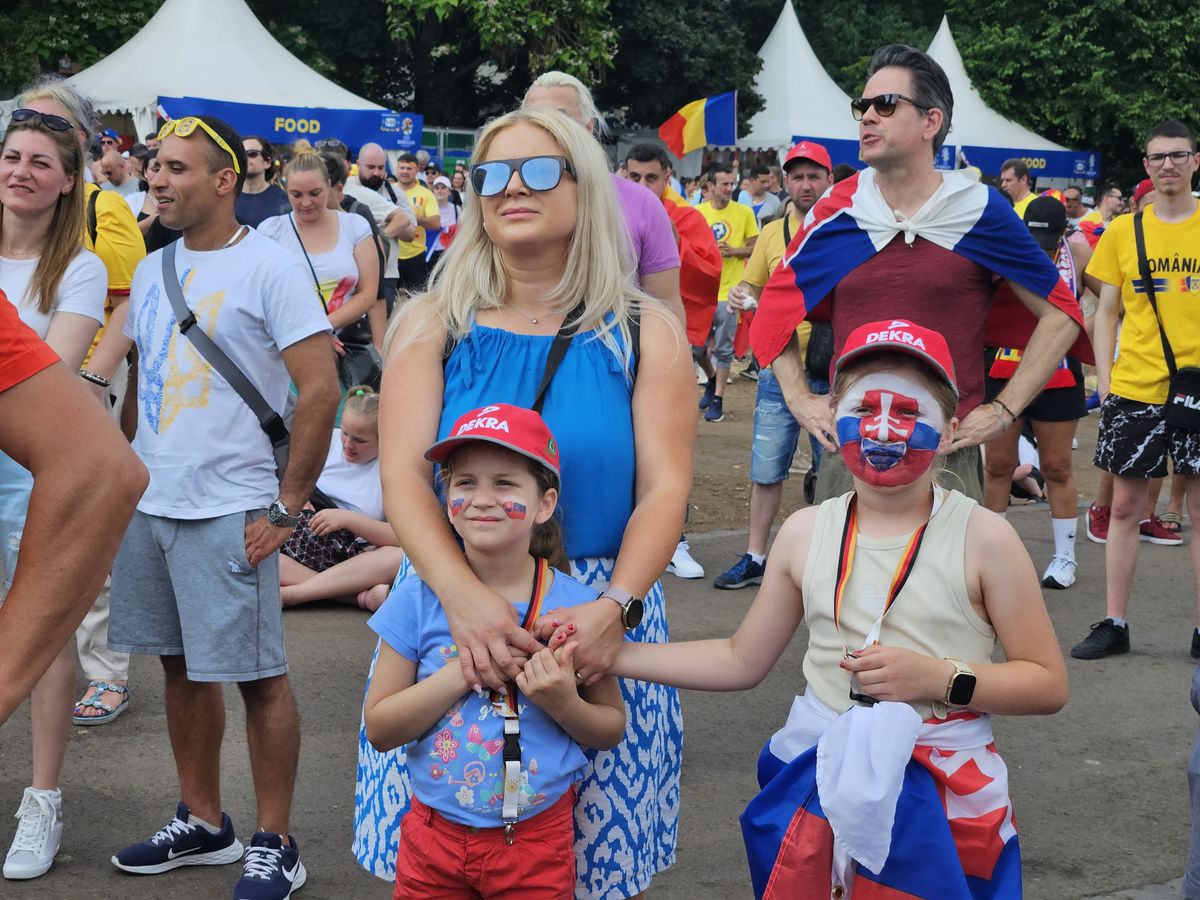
[161, 241, 290, 475]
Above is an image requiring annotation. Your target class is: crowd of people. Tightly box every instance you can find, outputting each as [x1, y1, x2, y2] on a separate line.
[0, 38, 1198, 900]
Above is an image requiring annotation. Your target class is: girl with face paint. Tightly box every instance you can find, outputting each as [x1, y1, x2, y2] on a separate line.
[607, 321, 1067, 898]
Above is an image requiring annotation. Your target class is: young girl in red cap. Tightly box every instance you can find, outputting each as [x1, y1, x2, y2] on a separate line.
[609, 320, 1067, 899]
[364, 403, 625, 899]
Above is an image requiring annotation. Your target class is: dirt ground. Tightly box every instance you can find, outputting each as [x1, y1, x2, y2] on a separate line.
[687, 361, 1106, 533]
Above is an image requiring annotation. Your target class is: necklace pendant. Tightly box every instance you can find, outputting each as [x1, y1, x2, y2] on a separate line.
[531, 317, 538, 324]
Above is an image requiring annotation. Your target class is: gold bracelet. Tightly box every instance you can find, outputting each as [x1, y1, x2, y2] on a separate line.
[992, 398, 1017, 423]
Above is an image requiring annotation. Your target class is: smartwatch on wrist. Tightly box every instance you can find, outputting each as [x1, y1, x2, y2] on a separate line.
[602, 588, 644, 631]
[266, 498, 301, 528]
[943, 658, 977, 707]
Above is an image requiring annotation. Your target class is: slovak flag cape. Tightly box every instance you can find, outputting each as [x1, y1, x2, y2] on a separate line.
[750, 168, 1092, 369]
[662, 186, 722, 345]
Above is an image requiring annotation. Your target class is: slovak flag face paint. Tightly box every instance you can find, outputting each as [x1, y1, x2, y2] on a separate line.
[835, 372, 945, 486]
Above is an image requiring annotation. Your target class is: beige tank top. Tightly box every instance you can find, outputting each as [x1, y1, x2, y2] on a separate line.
[801, 489, 995, 720]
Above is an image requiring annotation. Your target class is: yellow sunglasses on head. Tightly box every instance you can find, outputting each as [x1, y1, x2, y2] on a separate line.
[157, 116, 241, 174]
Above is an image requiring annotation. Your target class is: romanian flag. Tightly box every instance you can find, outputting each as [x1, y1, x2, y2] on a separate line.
[658, 92, 738, 159]
[662, 186, 722, 345]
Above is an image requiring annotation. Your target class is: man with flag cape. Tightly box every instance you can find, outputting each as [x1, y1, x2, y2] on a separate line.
[750, 44, 1090, 506]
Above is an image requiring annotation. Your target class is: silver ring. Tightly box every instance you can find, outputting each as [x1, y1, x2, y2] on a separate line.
[575, 671, 585, 684]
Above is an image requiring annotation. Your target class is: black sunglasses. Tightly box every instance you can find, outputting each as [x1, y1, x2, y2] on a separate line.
[245, 149, 264, 159]
[10, 108, 74, 132]
[470, 155, 576, 197]
[850, 93, 931, 121]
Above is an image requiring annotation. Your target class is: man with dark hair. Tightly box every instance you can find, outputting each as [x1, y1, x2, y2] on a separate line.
[999, 158, 1035, 216]
[1064, 184, 1087, 225]
[738, 163, 782, 224]
[236, 135, 289, 228]
[394, 150, 439, 295]
[1071, 120, 1200, 660]
[108, 114, 340, 898]
[1078, 183, 1125, 247]
[144, 132, 160, 152]
[751, 43, 1084, 505]
[697, 163, 759, 423]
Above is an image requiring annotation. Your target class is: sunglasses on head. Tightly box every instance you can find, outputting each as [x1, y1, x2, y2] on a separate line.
[157, 117, 242, 174]
[850, 93, 931, 121]
[9, 109, 73, 132]
[470, 155, 575, 197]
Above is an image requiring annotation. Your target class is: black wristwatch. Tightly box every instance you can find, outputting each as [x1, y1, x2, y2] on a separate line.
[603, 589, 644, 631]
[944, 658, 977, 707]
[266, 498, 301, 528]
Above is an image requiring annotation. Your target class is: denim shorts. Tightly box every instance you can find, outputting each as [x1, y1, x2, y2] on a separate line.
[749, 369, 828, 484]
[109, 509, 286, 682]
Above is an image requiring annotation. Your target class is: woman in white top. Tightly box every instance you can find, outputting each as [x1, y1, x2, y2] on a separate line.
[258, 150, 380, 374]
[0, 107, 107, 881]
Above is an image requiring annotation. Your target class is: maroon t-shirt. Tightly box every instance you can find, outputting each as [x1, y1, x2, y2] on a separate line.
[827, 235, 997, 418]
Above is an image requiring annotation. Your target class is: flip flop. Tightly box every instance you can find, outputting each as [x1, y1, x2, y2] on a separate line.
[1160, 512, 1183, 533]
[72, 680, 130, 726]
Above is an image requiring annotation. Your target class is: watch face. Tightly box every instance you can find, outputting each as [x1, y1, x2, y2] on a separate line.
[948, 672, 977, 706]
[624, 597, 644, 630]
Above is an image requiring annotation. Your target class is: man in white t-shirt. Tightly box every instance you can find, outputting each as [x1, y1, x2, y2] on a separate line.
[344, 143, 417, 312]
[108, 115, 340, 900]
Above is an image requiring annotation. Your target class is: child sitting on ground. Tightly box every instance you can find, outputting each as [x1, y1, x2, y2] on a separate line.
[364, 404, 625, 899]
[605, 320, 1068, 899]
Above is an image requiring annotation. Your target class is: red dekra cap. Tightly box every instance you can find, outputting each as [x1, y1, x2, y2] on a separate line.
[783, 140, 832, 173]
[834, 319, 959, 397]
[425, 403, 560, 477]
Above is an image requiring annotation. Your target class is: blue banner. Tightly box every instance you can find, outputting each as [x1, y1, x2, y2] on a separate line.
[157, 96, 423, 152]
[957, 145, 1100, 180]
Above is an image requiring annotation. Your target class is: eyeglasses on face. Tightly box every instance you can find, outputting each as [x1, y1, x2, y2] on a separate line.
[157, 117, 242, 174]
[1145, 150, 1194, 167]
[850, 93, 932, 121]
[10, 109, 73, 132]
[470, 155, 576, 197]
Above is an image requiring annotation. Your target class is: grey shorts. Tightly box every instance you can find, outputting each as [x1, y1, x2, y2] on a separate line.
[109, 509, 287, 682]
[691, 303, 738, 368]
[813, 444, 984, 505]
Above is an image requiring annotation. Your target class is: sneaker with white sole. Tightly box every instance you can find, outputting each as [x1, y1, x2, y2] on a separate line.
[667, 541, 704, 579]
[1140, 516, 1184, 546]
[112, 802, 243, 875]
[4, 788, 62, 880]
[232, 832, 306, 900]
[1041, 555, 1077, 589]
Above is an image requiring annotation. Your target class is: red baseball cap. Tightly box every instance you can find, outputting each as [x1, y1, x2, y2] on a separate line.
[834, 319, 958, 397]
[1133, 178, 1155, 207]
[425, 403, 560, 477]
[783, 141, 832, 174]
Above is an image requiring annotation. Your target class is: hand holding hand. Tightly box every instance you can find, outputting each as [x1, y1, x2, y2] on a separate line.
[533, 598, 624, 685]
[516, 643, 580, 717]
[839, 644, 953, 705]
[446, 593, 542, 692]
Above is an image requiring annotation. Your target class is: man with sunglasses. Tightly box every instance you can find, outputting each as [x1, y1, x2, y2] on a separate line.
[235, 136, 289, 228]
[1071, 120, 1200, 662]
[98, 128, 120, 154]
[108, 114, 340, 899]
[751, 43, 1084, 506]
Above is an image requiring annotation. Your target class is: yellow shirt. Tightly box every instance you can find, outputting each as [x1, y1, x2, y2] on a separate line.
[743, 214, 811, 355]
[83, 183, 146, 362]
[1012, 192, 1036, 219]
[399, 183, 437, 260]
[1087, 202, 1200, 404]
[697, 200, 759, 303]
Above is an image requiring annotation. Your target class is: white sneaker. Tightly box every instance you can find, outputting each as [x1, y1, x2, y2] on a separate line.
[4, 788, 62, 880]
[1041, 555, 1077, 590]
[667, 541, 704, 579]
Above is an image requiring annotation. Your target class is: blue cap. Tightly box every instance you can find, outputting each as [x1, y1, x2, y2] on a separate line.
[100, 129, 119, 141]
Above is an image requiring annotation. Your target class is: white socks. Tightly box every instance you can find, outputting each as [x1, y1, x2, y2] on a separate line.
[749, 552, 765, 565]
[1052, 516, 1078, 561]
[1107, 616, 1128, 628]
[188, 813, 223, 835]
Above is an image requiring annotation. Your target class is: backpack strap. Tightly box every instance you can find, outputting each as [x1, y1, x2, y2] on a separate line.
[87, 189, 100, 246]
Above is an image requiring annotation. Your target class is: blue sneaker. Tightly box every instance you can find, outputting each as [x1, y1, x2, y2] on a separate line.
[699, 377, 717, 410]
[704, 396, 725, 422]
[112, 802, 243, 874]
[713, 553, 765, 590]
[233, 832, 306, 899]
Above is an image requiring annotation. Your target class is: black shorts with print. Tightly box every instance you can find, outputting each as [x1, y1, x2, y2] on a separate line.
[1094, 394, 1200, 478]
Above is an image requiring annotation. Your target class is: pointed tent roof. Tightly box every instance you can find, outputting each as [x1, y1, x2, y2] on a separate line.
[58, 0, 382, 134]
[927, 16, 1063, 152]
[739, 2, 859, 149]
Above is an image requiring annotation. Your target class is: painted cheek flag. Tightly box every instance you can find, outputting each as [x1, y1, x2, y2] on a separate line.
[659, 91, 738, 159]
[662, 186, 723, 345]
[749, 169, 1093, 370]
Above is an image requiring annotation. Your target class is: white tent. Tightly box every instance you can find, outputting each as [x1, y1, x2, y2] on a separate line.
[739, 2, 859, 150]
[27, 0, 383, 138]
[927, 16, 1064, 154]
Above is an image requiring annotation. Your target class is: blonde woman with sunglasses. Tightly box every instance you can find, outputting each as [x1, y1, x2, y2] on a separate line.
[354, 108, 695, 898]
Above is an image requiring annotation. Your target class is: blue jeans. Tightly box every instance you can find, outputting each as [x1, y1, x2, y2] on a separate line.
[749, 368, 828, 484]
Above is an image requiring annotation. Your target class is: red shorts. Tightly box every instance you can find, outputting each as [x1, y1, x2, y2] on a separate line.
[393, 787, 577, 899]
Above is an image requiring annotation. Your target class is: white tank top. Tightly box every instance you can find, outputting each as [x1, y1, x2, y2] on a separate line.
[801, 489, 995, 720]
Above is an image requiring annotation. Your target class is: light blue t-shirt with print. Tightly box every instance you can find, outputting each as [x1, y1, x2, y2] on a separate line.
[368, 566, 598, 828]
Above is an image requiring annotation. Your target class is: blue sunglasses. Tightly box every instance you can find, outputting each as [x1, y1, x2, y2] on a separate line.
[470, 155, 576, 197]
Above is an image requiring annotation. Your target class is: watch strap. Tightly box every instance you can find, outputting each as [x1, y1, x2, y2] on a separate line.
[943, 658, 975, 705]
